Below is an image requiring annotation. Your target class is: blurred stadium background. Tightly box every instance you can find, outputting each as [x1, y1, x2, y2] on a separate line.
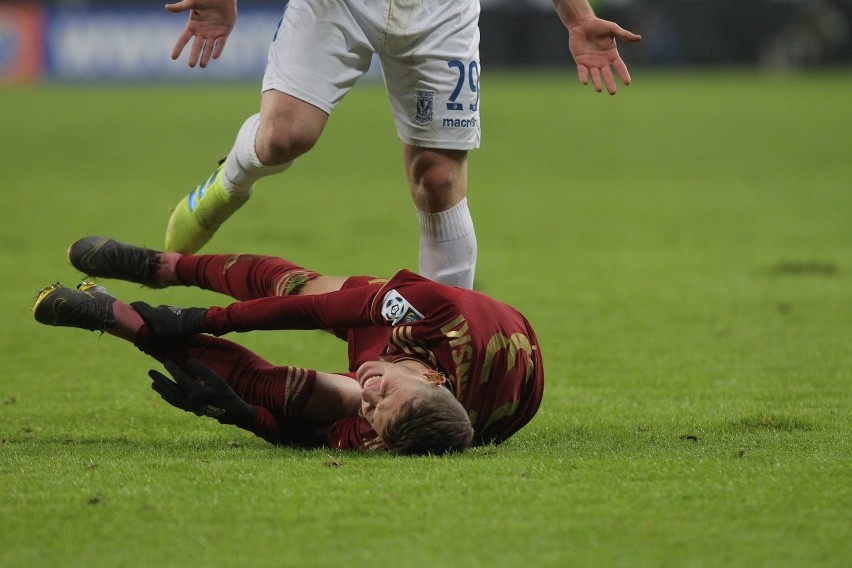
[2, 0, 851, 84]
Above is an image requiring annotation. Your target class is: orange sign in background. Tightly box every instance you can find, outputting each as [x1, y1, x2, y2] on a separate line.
[0, 3, 44, 83]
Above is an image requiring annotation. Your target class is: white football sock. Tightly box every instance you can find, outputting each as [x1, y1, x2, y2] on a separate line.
[417, 197, 477, 289]
[221, 113, 292, 197]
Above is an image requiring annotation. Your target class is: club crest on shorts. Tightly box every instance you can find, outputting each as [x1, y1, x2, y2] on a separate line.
[415, 90, 435, 124]
[381, 289, 424, 325]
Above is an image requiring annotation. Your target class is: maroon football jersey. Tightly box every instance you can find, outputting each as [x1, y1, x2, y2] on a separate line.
[205, 270, 544, 446]
[366, 270, 544, 444]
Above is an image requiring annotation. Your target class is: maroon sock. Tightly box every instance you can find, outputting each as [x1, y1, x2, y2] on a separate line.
[174, 253, 319, 300]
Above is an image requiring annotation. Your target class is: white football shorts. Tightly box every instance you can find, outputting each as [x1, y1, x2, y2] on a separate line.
[261, 0, 481, 150]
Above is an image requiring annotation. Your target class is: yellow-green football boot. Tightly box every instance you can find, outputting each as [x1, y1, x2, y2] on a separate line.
[165, 164, 249, 253]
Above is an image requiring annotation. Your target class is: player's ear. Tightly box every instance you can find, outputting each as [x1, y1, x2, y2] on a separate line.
[422, 370, 447, 386]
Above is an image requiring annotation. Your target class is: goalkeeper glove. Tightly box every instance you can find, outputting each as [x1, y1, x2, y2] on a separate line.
[149, 359, 257, 428]
[132, 302, 208, 337]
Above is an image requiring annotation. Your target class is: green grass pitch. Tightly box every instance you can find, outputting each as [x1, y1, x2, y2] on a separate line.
[1, 70, 850, 567]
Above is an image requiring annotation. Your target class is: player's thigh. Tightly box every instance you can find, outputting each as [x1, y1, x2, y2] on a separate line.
[298, 276, 349, 296]
[380, 0, 481, 150]
[262, 0, 374, 114]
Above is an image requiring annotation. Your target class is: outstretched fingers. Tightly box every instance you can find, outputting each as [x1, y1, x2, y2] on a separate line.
[164, 1, 194, 14]
[576, 64, 589, 87]
[164, 0, 235, 67]
[171, 29, 193, 61]
[612, 24, 643, 44]
[612, 58, 632, 87]
[589, 67, 602, 93]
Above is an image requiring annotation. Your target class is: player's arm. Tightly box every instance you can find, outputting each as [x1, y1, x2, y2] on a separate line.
[321, 417, 388, 452]
[149, 359, 328, 446]
[149, 359, 256, 427]
[205, 286, 377, 333]
[551, 0, 642, 94]
[132, 285, 378, 338]
[165, 0, 237, 68]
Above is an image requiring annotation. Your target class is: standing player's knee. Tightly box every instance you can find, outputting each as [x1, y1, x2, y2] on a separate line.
[256, 121, 321, 165]
[408, 149, 468, 212]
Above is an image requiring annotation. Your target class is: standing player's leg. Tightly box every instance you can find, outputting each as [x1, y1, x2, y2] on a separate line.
[405, 146, 477, 289]
[164, 0, 373, 254]
[164, 95, 328, 255]
[379, 0, 481, 289]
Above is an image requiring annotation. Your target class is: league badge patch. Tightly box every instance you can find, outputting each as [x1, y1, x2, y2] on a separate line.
[381, 289, 424, 325]
[415, 90, 434, 124]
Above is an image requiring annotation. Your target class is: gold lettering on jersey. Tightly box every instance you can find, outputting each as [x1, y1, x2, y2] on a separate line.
[441, 314, 472, 391]
[483, 400, 520, 431]
[391, 325, 437, 367]
[479, 333, 534, 385]
[442, 314, 467, 340]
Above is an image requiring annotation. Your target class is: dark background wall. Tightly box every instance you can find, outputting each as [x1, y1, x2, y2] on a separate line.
[479, 0, 852, 69]
[6, 0, 852, 81]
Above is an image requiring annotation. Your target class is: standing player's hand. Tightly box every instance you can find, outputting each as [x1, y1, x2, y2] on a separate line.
[165, 0, 237, 68]
[567, 17, 642, 95]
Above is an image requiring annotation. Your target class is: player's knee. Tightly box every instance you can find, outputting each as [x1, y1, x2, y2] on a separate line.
[410, 158, 467, 212]
[256, 122, 320, 165]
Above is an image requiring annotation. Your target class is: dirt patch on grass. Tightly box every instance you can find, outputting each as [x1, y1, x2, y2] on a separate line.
[728, 414, 814, 432]
[768, 260, 838, 276]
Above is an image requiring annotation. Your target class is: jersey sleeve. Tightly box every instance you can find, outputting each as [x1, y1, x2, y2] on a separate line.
[319, 416, 388, 451]
[247, 408, 387, 451]
[203, 284, 379, 335]
[368, 269, 460, 323]
[246, 406, 325, 448]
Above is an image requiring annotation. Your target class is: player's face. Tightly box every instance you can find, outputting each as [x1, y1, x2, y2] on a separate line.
[356, 360, 446, 438]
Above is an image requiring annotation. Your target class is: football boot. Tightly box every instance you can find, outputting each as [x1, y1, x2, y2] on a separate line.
[32, 282, 116, 332]
[68, 236, 163, 288]
[164, 163, 249, 253]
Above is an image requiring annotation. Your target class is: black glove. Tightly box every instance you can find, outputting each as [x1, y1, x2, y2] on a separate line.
[132, 302, 208, 337]
[149, 359, 257, 427]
